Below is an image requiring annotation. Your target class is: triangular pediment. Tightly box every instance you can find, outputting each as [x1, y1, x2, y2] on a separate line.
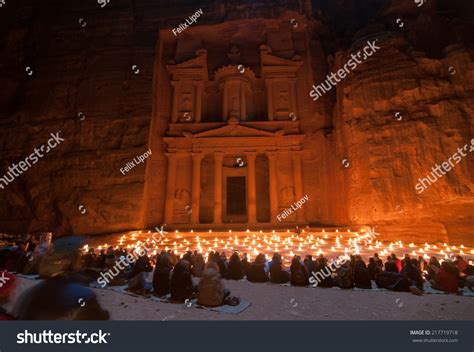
[192, 122, 279, 138]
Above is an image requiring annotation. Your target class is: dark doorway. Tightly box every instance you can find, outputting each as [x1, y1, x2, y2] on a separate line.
[226, 176, 247, 216]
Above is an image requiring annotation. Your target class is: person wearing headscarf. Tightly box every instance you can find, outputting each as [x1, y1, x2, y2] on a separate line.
[197, 262, 230, 307]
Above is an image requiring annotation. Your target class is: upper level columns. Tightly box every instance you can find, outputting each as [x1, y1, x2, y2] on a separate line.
[246, 152, 257, 223]
[292, 151, 306, 222]
[164, 153, 177, 224]
[266, 151, 279, 223]
[213, 152, 224, 224]
[191, 153, 203, 224]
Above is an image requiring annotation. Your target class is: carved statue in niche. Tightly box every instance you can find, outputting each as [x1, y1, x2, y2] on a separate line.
[277, 89, 289, 110]
[174, 189, 191, 220]
[178, 91, 194, 122]
[229, 95, 240, 119]
[280, 186, 295, 209]
[274, 83, 291, 120]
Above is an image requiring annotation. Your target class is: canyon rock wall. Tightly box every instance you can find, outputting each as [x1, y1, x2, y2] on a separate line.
[0, 0, 472, 244]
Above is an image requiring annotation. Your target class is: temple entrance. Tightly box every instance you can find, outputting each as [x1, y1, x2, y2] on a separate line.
[225, 176, 247, 222]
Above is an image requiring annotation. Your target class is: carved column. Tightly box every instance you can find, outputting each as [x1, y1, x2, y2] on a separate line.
[194, 81, 203, 123]
[171, 81, 180, 123]
[223, 85, 229, 121]
[164, 153, 177, 224]
[266, 80, 274, 121]
[292, 151, 306, 222]
[246, 152, 257, 223]
[267, 151, 279, 223]
[191, 153, 203, 224]
[240, 83, 246, 121]
[213, 152, 224, 224]
[289, 79, 297, 118]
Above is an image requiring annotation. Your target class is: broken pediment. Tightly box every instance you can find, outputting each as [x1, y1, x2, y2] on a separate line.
[191, 120, 280, 138]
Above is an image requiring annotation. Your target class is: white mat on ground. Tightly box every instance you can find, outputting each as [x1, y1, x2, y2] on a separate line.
[150, 294, 251, 314]
[194, 299, 251, 315]
[15, 273, 40, 280]
[423, 283, 474, 297]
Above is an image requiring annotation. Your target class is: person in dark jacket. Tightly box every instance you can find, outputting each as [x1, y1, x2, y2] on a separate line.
[354, 259, 372, 289]
[290, 256, 308, 286]
[226, 252, 245, 280]
[170, 259, 197, 301]
[212, 251, 227, 278]
[242, 253, 252, 277]
[373, 253, 383, 269]
[402, 258, 424, 291]
[14, 239, 110, 320]
[182, 251, 194, 266]
[153, 255, 172, 297]
[192, 253, 205, 278]
[384, 256, 398, 273]
[375, 271, 411, 292]
[368, 257, 381, 280]
[336, 263, 354, 289]
[304, 255, 316, 277]
[269, 253, 290, 284]
[315, 256, 334, 287]
[247, 254, 268, 283]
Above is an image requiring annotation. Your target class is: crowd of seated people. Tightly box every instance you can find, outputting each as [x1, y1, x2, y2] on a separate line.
[2, 235, 474, 319]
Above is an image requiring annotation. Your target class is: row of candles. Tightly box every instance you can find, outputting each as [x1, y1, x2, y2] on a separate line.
[84, 228, 474, 265]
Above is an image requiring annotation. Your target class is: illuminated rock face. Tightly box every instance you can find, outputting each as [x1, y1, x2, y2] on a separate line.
[0, 0, 472, 244]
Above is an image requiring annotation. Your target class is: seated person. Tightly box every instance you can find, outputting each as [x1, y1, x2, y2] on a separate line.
[170, 259, 197, 301]
[336, 263, 354, 289]
[354, 259, 372, 289]
[315, 256, 335, 287]
[226, 252, 245, 280]
[290, 256, 308, 286]
[153, 255, 172, 296]
[269, 253, 290, 284]
[368, 257, 381, 280]
[192, 253, 205, 278]
[430, 261, 459, 294]
[197, 262, 230, 307]
[247, 254, 268, 283]
[384, 256, 398, 273]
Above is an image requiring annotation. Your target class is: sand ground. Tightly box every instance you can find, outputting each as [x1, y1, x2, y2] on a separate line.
[7, 277, 474, 321]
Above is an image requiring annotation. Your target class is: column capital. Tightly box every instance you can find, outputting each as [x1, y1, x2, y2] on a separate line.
[245, 151, 258, 158]
[165, 152, 177, 159]
[192, 152, 204, 160]
[265, 150, 279, 158]
[291, 150, 304, 158]
[214, 152, 225, 159]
